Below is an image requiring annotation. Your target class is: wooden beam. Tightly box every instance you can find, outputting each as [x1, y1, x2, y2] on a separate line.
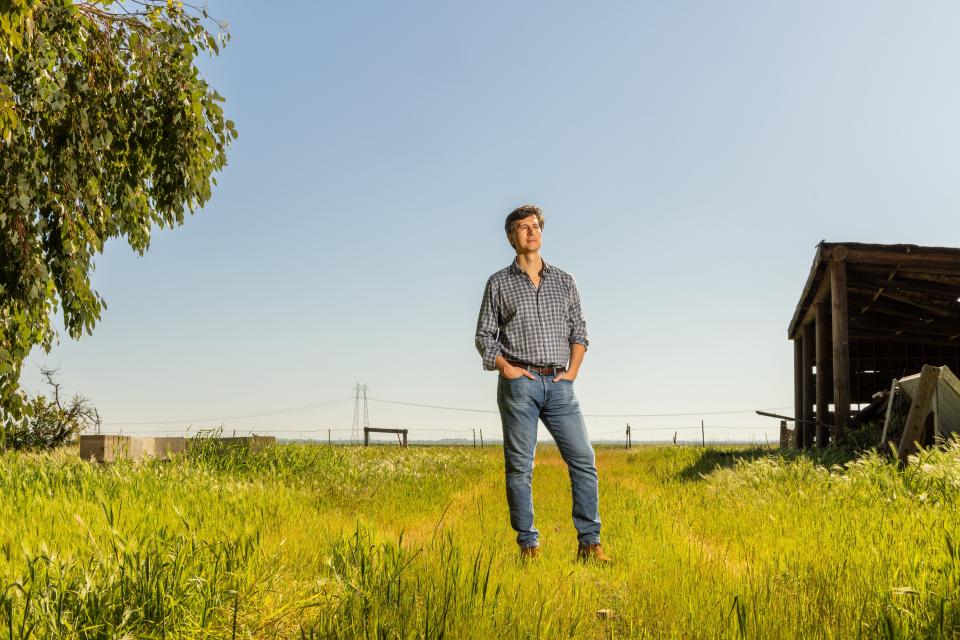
[798, 276, 834, 333]
[848, 290, 931, 314]
[844, 247, 960, 270]
[802, 322, 815, 449]
[898, 265, 960, 277]
[847, 274, 960, 298]
[788, 243, 830, 340]
[848, 316, 957, 337]
[793, 338, 803, 448]
[849, 329, 960, 345]
[897, 365, 940, 463]
[848, 297, 927, 322]
[877, 291, 958, 319]
[894, 273, 960, 288]
[815, 302, 831, 446]
[831, 259, 851, 436]
[878, 378, 898, 449]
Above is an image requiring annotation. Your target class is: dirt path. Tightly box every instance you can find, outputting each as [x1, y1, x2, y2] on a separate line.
[601, 450, 749, 578]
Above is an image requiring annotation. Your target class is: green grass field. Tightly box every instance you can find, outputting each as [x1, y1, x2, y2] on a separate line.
[2, 440, 960, 639]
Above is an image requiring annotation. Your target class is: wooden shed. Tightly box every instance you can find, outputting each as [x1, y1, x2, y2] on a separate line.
[788, 242, 960, 447]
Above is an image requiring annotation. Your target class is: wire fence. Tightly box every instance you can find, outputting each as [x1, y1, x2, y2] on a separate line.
[94, 394, 788, 445]
[92, 424, 779, 446]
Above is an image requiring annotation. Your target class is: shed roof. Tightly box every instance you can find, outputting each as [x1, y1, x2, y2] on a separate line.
[788, 242, 960, 343]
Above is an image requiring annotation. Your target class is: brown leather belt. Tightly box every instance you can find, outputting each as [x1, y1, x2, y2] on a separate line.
[508, 361, 566, 376]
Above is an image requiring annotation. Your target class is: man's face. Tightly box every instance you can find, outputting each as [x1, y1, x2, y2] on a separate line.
[509, 215, 542, 253]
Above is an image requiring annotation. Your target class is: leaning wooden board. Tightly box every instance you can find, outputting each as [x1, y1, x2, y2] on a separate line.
[898, 365, 960, 439]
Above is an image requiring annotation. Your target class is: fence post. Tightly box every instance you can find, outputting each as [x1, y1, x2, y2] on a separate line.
[473, 428, 477, 448]
[701, 420, 705, 447]
[480, 429, 484, 448]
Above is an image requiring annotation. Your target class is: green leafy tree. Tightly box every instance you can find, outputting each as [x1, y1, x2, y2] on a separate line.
[0, 0, 236, 439]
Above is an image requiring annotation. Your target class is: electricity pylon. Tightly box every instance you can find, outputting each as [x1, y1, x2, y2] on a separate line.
[352, 383, 369, 442]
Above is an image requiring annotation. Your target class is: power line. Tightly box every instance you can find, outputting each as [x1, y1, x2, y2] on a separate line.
[369, 397, 498, 414]
[594, 425, 774, 434]
[368, 396, 792, 418]
[102, 397, 352, 426]
[584, 407, 790, 418]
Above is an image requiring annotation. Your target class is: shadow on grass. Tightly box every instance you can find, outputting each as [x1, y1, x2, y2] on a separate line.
[676, 446, 862, 482]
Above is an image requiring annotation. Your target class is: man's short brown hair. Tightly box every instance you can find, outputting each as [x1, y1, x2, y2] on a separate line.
[504, 205, 545, 247]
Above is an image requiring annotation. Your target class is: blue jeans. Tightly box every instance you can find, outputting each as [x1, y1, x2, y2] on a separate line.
[496, 371, 601, 548]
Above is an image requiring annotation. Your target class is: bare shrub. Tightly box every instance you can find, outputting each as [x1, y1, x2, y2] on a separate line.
[4, 368, 100, 451]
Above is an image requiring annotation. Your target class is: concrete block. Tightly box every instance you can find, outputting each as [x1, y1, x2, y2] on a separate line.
[79, 435, 131, 463]
[82, 434, 272, 463]
[79, 435, 187, 462]
[128, 437, 154, 460]
[153, 437, 187, 458]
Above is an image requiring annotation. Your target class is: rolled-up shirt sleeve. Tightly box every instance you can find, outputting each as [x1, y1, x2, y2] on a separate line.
[475, 277, 502, 370]
[568, 275, 589, 349]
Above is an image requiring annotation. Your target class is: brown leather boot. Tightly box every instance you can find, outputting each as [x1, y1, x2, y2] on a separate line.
[519, 545, 541, 560]
[577, 543, 612, 563]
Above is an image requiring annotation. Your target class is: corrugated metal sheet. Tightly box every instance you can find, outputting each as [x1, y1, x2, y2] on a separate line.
[898, 366, 960, 436]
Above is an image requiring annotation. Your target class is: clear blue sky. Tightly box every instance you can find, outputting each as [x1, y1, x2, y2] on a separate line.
[22, 0, 960, 443]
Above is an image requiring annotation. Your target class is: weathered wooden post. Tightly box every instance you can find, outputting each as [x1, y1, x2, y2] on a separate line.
[802, 321, 815, 448]
[793, 338, 803, 447]
[830, 248, 851, 438]
[814, 301, 831, 447]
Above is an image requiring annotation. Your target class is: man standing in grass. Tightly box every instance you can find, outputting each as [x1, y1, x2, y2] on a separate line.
[475, 205, 609, 563]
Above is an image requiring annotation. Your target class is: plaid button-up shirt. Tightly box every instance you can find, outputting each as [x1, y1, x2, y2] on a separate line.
[475, 258, 589, 371]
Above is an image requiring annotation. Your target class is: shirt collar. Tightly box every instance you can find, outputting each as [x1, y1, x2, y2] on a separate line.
[510, 257, 551, 276]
